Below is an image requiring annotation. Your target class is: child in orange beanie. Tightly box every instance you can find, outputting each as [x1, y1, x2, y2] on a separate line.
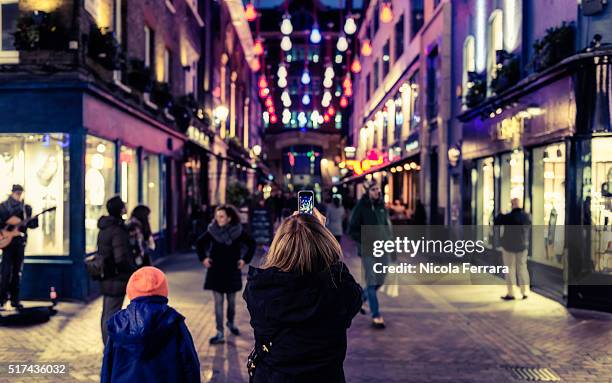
[101, 266, 200, 383]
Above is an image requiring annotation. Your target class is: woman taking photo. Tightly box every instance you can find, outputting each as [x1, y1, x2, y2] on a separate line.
[127, 205, 155, 267]
[197, 205, 255, 345]
[243, 209, 363, 383]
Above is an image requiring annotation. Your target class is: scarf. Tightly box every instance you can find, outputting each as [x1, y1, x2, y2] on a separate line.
[207, 221, 243, 245]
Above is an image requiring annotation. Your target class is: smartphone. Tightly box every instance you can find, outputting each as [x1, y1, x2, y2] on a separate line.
[298, 190, 315, 215]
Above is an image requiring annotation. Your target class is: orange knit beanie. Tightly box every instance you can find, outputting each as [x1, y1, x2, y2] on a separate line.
[126, 266, 169, 300]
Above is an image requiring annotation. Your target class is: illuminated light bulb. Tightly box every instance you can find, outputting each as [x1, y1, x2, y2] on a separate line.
[344, 86, 353, 97]
[336, 35, 348, 52]
[277, 65, 287, 78]
[298, 112, 307, 127]
[251, 58, 261, 72]
[265, 97, 273, 108]
[310, 23, 322, 44]
[344, 17, 357, 35]
[259, 87, 269, 98]
[361, 39, 373, 56]
[280, 14, 293, 35]
[318, 115, 324, 124]
[278, 77, 287, 88]
[340, 96, 349, 108]
[282, 96, 291, 107]
[281, 90, 290, 100]
[335, 54, 343, 64]
[335, 89, 341, 97]
[267, 105, 275, 114]
[253, 39, 264, 56]
[270, 114, 278, 124]
[301, 69, 311, 85]
[282, 110, 291, 124]
[324, 66, 334, 79]
[327, 106, 336, 116]
[323, 114, 331, 123]
[312, 54, 319, 63]
[342, 76, 352, 89]
[380, 2, 394, 23]
[321, 97, 330, 107]
[258, 75, 268, 88]
[350, 57, 362, 73]
[302, 94, 311, 105]
[323, 77, 333, 88]
[263, 111, 269, 123]
[311, 110, 320, 122]
[245, 3, 257, 22]
[281, 36, 292, 51]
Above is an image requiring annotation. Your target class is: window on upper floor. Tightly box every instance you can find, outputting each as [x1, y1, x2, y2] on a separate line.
[163, 48, 171, 84]
[411, 0, 424, 39]
[366, 72, 371, 100]
[426, 46, 439, 121]
[462, 35, 476, 104]
[374, 2, 380, 35]
[144, 25, 155, 69]
[373, 60, 380, 91]
[487, 10, 503, 92]
[383, 40, 390, 78]
[0, 0, 18, 64]
[434, 0, 441, 9]
[395, 14, 404, 61]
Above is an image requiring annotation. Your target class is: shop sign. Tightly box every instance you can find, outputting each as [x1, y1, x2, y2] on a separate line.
[405, 139, 419, 154]
[187, 126, 210, 150]
[345, 149, 387, 175]
[493, 116, 522, 145]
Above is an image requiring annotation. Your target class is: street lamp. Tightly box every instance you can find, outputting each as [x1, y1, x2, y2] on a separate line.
[252, 144, 262, 156]
[213, 105, 229, 122]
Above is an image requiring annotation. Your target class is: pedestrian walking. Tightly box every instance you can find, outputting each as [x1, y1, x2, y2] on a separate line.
[196, 205, 255, 345]
[0, 184, 39, 310]
[494, 198, 531, 300]
[101, 266, 200, 383]
[97, 196, 137, 344]
[348, 180, 393, 329]
[326, 195, 346, 243]
[127, 205, 155, 268]
[243, 210, 362, 383]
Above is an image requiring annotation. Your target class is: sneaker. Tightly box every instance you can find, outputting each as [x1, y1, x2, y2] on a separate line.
[371, 316, 386, 329]
[209, 331, 225, 345]
[500, 295, 516, 301]
[226, 322, 240, 336]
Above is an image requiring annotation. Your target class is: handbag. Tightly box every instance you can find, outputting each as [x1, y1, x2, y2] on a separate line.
[246, 335, 276, 382]
[85, 251, 118, 281]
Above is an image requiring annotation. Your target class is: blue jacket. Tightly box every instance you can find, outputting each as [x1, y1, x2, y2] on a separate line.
[101, 296, 200, 383]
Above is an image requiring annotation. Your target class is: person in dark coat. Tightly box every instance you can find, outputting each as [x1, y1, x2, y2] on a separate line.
[348, 180, 393, 329]
[197, 204, 255, 344]
[127, 205, 155, 268]
[244, 210, 363, 383]
[97, 196, 137, 344]
[0, 184, 39, 310]
[494, 198, 532, 300]
[101, 266, 200, 383]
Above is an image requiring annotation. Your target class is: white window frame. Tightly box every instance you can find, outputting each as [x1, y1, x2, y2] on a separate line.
[487, 10, 504, 92]
[462, 35, 476, 105]
[0, 0, 19, 64]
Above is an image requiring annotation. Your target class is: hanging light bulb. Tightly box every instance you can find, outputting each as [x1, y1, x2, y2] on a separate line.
[302, 94, 311, 105]
[324, 66, 334, 79]
[380, 2, 394, 24]
[336, 35, 348, 52]
[282, 109, 291, 124]
[245, 3, 257, 22]
[311, 110, 320, 123]
[258, 75, 268, 89]
[267, 105, 276, 114]
[327, 106, 336, 116]
[323, 77, 333, 88]
[280, 36, 292, 51]
[251, 58, 261, 72]
[277, 65, 287, 78]
[335, 54, 343, 64]
[344, 16, 357, 35]
[323, 114, 331, 123]
[310, 22, 322, 44]
[282, 96, 292, 107]
[278, 77, 287, 88]
[259, 87, 269, 98]
[301, 68, 311, 85]
[321, 97, 330, 108]
[351, 57, 362, 73]
[280, 14, 293, 35]
[265, 96, 273, 108]
[281, 90, 289, 100]
[344, 86, 353, 97]
[298, 112, 307, 128]
[361, 39, 373, 56]
[270, 114, 278, 124]
[253, 39, 264, 56]
[340, 96, 349, 108]
[342, 75, 352, 89]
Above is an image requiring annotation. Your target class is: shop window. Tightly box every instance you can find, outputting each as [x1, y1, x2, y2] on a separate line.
[531, 144, 565, 268]
[500, 150, 524, 212]
[144, 25, 155, 69]
[120, 146, 138, 216]
[590, 137, 612, 274]
[394, 15, 404, 60]
[0, 134, 69, 255]
[85, 136, 116, 253]
[0, 0, 18, 64]
[142, 153, 161, 233]
[409, 71, 420, 132]
[475, 157, 495, 247]
[487, 10, 503, 92]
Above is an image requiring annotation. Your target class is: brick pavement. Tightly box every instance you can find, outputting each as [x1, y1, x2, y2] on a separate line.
[0, 240, 610, 382]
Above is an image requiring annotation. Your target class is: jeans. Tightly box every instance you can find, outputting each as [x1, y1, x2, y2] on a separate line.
[101, 295, 124, 345]
[364, 285, 381, 318]
[0, 241, 25, 305]
[502, 249, 530, 297]
[213, 291, 236, 333]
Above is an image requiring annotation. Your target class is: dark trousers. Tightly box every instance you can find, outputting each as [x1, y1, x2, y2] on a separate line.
[0, 241, 25, 305]
[212, 291, 236, 333]
[101, 295, 124, 345]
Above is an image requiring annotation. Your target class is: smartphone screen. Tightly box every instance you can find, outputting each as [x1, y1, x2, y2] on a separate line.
[298, 191, 315, 215]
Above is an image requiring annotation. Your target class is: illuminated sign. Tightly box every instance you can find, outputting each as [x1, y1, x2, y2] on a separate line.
[345, 149, 387, 175]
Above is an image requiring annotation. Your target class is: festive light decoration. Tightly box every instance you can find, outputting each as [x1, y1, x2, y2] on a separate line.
[259, 87, 269, 98]
[323, 78, 333, 88]
[361, 39, 373, 56]
[278, 77, 287, 88]
[277, 65, 287, 78]
[335, 54, 343, 64]
[340, 96, 349, 108]
[282, 109, 291, 124]
[251, 58, 261, 72]
[336, 35, 348, 52]
[281, 36, 292, 51]
[280, 14, 293, 35]
[267, 105, 275, 114]
[282, 96, 291, 107]
[342, 75, 352, 89]
[253, 39, 264, 56]
[380, 2, 394, 23]
[302, 94, 311, 105]
[310, 22, 322, 44]
[258, 75, 268, 88]
[311, 110, 320, 123]
[344, 86, 353, 97]
[245, 3, 257, 22]
[298, 112, 307, 127]
[321, 90, 332, 107]
[270, 114, 278, 124]
[327, 106, 336, 116]
[323, 114, 331, 123]
[344, 16, 357, 35]
[350, 57, 362, 73]
[301, 68, 311, 85]
[324, 66, 335, 79]
[265, 96, 273, 108]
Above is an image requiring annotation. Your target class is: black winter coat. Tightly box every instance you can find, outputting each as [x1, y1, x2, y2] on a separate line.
[494, 208, 531, 252]
[97, 216, 136, 296]
[243, 263, 363, 383]
[196, 230, 255, 293]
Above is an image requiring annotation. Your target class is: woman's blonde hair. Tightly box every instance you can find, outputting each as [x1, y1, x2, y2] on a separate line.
[262, 213, 342, 274]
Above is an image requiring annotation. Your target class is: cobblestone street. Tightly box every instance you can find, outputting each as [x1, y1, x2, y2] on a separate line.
[0, 240, 611, 383]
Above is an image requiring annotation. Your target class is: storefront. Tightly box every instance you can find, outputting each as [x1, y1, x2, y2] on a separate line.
[460, 53, 612, 311]
[0, 82, 185, 300]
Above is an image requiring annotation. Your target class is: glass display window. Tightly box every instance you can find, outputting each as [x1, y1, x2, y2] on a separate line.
[589, 137, 612, 274]
[142, 152, 161, 233]
[500, 150, 524, 213]
[85, 136, 116, 253]
[120, 146, 138, 217]
[531, 143, 566, 268]
[0, 133, 69, 255]
[475, 157, 495, 248]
